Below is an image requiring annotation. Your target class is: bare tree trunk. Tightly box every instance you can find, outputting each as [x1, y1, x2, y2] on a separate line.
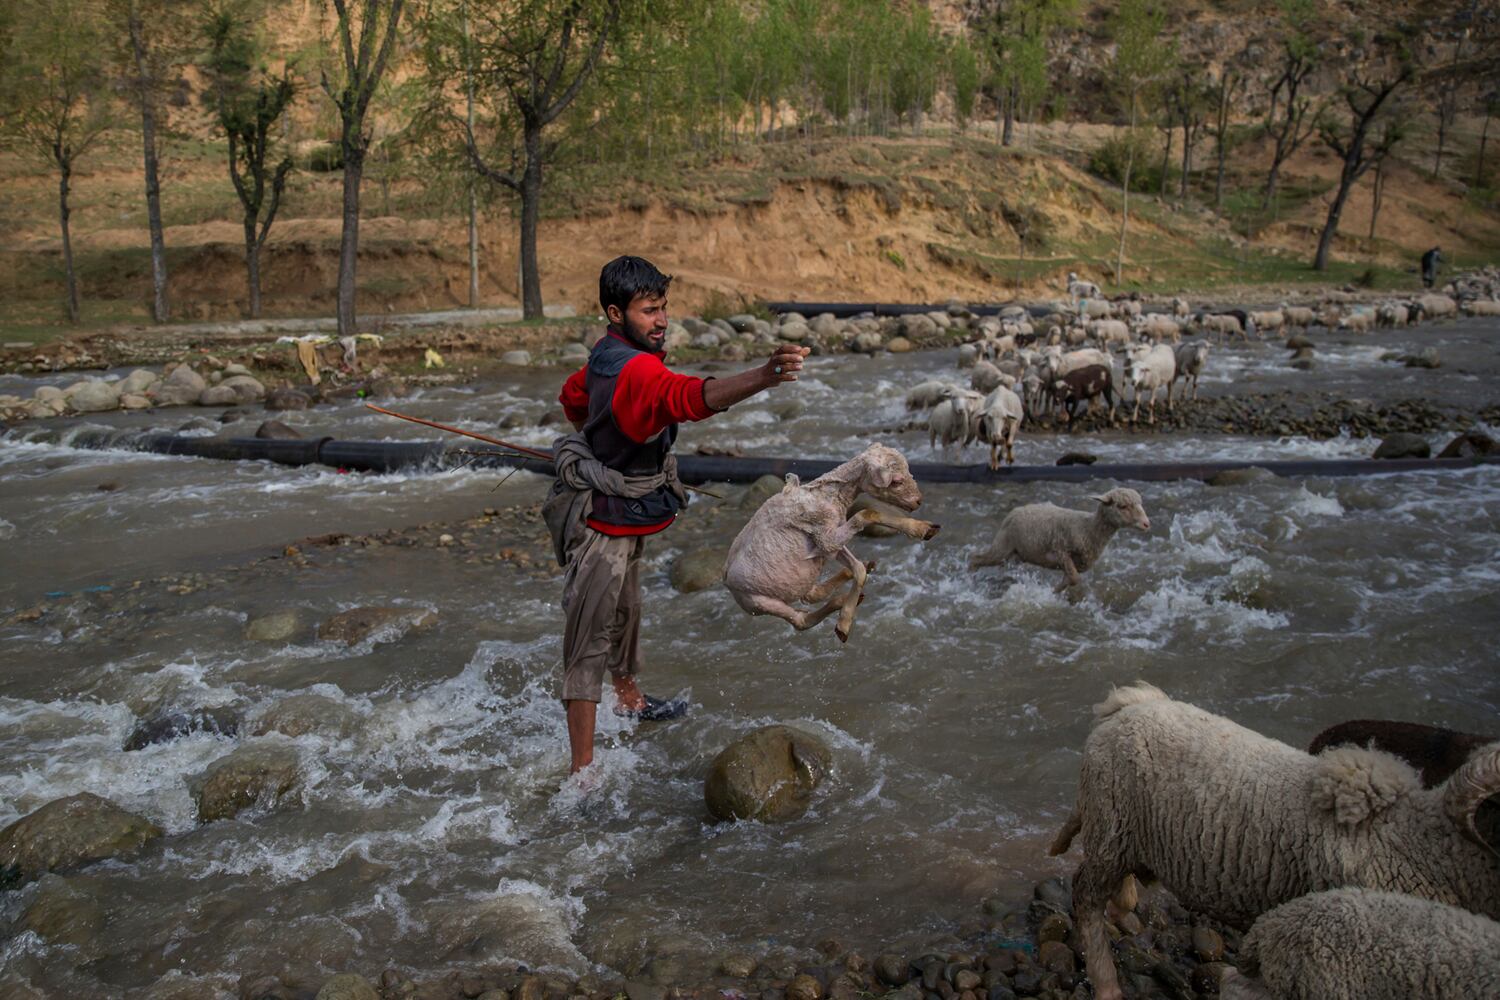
[58, 154, 80, 324]
[129, 2, 169, 323]
[1116, 109, 1136, 286]
[1368, 158, 1385, 244]
[245, 220, 262, 319]
[1433, 113, 1448, 179]
[1002, 81, 1015, 146]
[1180, 122, 1193, 199]
[1478, 108, 1493, 188]
[1214, 83, 1231, 209]
[1158, 128, 1172, 197]
[336, 143, 365, 335]
[464, 0, 479, 308]
[520, 122, 543, 320]
[1314, 175, 1353, 271]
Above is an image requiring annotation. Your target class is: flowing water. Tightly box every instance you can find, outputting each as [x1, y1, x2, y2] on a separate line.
[2, 323, 1499, 996]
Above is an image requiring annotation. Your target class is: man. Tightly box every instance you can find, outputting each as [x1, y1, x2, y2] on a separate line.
[1422, 246, 1442, 289]
[552, 255, 808, 775]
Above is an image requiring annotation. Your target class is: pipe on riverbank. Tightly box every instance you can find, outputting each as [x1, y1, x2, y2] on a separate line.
[51, 430, 1500, 484]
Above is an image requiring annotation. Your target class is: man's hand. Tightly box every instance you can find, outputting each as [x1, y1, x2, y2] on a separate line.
[703, 344, 813, 412]
[761, 344, 811, 388]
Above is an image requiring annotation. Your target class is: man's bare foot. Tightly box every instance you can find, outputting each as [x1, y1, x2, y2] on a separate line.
[612, 674, 646, 714]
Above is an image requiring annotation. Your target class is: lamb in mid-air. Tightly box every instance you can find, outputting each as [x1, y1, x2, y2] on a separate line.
[723, 443, 939, 642]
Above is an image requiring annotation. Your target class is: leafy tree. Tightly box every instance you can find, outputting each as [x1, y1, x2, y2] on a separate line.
[1207, 62, 1247, 209]
[1166, 64, 1212, 199]
[202, 0, 294, 319]
[950, 35, 983, 131]
[1106, 0, 1171, 285]
[1312, 27, 1417, 271]
[977, 0, 1078, 146]
[0, 0, 112, 323]
[318, 0, 407, 337]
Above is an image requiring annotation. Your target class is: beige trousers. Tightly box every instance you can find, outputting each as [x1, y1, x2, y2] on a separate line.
[561, 528, 644, 703]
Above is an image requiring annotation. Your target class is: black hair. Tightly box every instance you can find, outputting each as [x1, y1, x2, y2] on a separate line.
[599, 255, 672, 316]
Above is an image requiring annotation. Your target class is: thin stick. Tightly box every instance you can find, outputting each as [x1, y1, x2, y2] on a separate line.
[365, 404, 722, 499]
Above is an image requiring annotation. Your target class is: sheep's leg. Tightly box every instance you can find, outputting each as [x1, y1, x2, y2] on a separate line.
[803, 559, 877, 604]
[988, 441, 999, 471]
[736, 591, 844, 632]
[1073, 860, 1127, 1000]
[1052, 552, 1082, 594]
[831, 547, 868, 643]
[848, 507, 939, 542]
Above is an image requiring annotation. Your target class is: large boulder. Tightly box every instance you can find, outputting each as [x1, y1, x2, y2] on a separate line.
[68, 380, 121, 413]
[1437, 430, 1498, 459]
[315, 974, 380, 1000]
[123, 706, 240, 751]
[670, 548, 726, 593]
[254, 420, 303, 441]
[1372, 433, 1431, 460]
[245, 608, 303, 640]
[704, 725, 832, 823]
[218, 375, 266, 403]
[252, 694, 360, 740]
[317, 605, 437, 645]
[151, 365, 208, 406]
[117, 369, 161, 396]
[18, 874, 107, 949]
[265, 387, 312, 411]
[500, 350, 532, 366]
[0, 793, 163, 887]
[737, 474, 786, 510]
[193, 745, 302, 822]
[197, 385, 241, 407]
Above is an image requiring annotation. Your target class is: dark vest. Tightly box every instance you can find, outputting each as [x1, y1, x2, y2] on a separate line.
[583, 329, 684, 529]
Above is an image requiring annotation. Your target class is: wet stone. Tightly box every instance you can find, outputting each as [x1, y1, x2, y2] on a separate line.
[315, 974, 380, 1000]
[952, 970, 982, 992]
[721, 954, 757, 979]
[1032, 877, 1071, 914]
[704, 724, 831, 822]
[193, 745, 302, 822]
[252, 693, 360, 740]
[123, 706, 240, 751]
[874, 954, 910, 987]
[0, 793, 163, 887]
[1008, 970, 1043, 998]
[1035, 942, 1073, 976]
[669, 548, 726, 593]
[317, 605, 437, 644]
[1035, 912, 1071, 944]
[18, 874, 107, 947]
[245, 608, 303, 642]
[1190, 925, 1224, 963]
[1372, 433, 1431, 460]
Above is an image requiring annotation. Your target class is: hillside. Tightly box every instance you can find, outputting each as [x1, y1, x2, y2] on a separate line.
[0, 0, 1496, 335]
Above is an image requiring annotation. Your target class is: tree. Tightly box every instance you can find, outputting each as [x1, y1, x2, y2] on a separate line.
[1312, 29, 1416, 271]
[203, 1, 294, 319]
[0, 0, 112, 323]
[1208, 62, 1247, 209]
[425, 0, 630, 320]
[319, 0, 407, 337]
[950, 36, 982, 131]
[1261, 0, 1322, 213]
[1106, 0, 1171, 285]
[1430, 0, 1482, 179]
[1167, 65, 1211, 199]
[978, 0, 1078, 147]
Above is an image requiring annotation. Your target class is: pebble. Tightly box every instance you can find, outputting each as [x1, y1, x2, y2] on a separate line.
[1190, 925, 1225, 963]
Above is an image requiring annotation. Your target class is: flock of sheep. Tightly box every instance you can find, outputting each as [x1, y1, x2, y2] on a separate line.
[902, 265, 1500, 468]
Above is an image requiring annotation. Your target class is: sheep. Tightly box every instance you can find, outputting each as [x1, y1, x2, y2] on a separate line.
[1170, 296, 1190, 318]
[1171, 341, 1209, 402]
[1198, 312, 1244, 341]
[904, 380, 956, 410]
[1376, 301, 1410, 327]
[1463, 299, 1500, 317]
[1418, 293, 1458, 319]
[723, 443, 940, 643]
[1338, 309, 1374, 333]
[1049, 682, 1500, 1000]
[1135, 313, 1180, 344]
[1282, 304, 1315, 329]
[1248, 309, 1284, 336]
[1123, 342, 1176, 423]
[1067, 271, 1102, 300]
[970, 359, 1006, 394]
[976, 385, 1024, 469]
[1113, 296, 1142, 319]
[1049, 364, 1116, 424]
[1050, 346, 1113, 378]
[1308, 719, 1495, 788]
[1219, 889, 1500, 1000]
[928, 387, 984, 454]
[969, 487, 1149, 592]
[1087, 318, 1131, 347]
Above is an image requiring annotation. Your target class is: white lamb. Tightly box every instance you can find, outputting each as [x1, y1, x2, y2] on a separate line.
[970, 359, 1006, 394]
[1049, 682, 1500, 1000]
[723, 443, 940, 643]
[904, 380, 956, 410]
[1376, 301, 1410, 327]
[1463, 299, 1500, 317]
[1067, 272, 1103, 300]
[1220, 889, 1500, 1000]
[1087, 318, 1131, 347]
[1170, 296, 1190, 318]
[1338, 310, 1374, 333]
[928, 387, 984, 454]
[1282, 304, 1315, 329]
[1171, 341, 1209, 401]
[968, 488, 1150, 593]
[1123, 343, 1176, 423]
[1418, 293, 1458, 319]
[976, 385, 1024, 469]
[1135, 313, 1181, 344]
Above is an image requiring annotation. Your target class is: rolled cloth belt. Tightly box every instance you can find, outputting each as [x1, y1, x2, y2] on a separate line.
[541, 433, 687, 567]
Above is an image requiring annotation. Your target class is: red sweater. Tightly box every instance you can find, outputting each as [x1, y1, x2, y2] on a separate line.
[558, 331, 714, 535]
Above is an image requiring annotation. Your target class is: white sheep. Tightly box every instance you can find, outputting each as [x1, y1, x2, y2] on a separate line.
[904, 380, 956, 410]
[1376, 301, 1410, 327]
[1067, 272, 1102, 300]
[1049, 682, 1500, 1000]
[1170, 296, 1190, 318]
[1124, 342, 1176, 423]
[1247, 309, 1284, 337]
[976, 385, 1024, 469]
[1282, 305, 1315, 329]
[1219, 889, 1500, 1000]
[968, 488, 1150, 593]
[1087, 318, 1131, 347]
[1417, 293, 1458, 319]
[1171, 341, 1209, 401]
[1463, 299, 1500, 317]
[1198, 312, 1243, 341]
[928, 387, 984, 454]
[723, 443, 940, 643]
[1135, 313, 1181, 344]
[1338, 310, 1374, 333]
[970, 359, 1006, 394]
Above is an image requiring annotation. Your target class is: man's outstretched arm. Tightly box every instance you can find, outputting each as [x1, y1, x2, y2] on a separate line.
[704, 344, 810, 412]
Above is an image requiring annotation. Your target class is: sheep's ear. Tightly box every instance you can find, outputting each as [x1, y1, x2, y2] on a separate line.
[872, 466, 900, 489]
[782, 473, 800, 492]
[1309, 746, 1420, 827]
[1089, 494, 1113, 505]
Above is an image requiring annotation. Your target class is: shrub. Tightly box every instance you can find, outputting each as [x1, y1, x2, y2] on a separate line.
[1089, 130, 1177, 194]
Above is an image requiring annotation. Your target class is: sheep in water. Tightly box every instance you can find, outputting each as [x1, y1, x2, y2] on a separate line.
[976, 384, 1024, 469]
[1219, 889, 1500, 1000]
[723, 443, 940, 643]
[969, 488, 1150, 593]
[1048, 682, 1500, 1000]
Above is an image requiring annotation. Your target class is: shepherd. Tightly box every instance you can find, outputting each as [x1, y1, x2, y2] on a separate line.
[545, 255, 809, 776]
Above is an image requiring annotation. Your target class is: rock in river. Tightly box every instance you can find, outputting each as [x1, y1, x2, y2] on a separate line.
[123, 706, 240, 751]
[317, 606, 437, 645]
[252, 693, 360, 740]
[245, 608, 303, 641]
[193, 745, 302, 822]
[0, 793, 163, 887]
[315, 974, 380, 1000]
[704, 724, 832, 823]
[670, 548, 726, 593]
[1372, 433, 1431, 460]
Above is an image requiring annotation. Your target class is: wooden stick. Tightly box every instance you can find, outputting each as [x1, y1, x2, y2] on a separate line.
[364, 404, 722, 499]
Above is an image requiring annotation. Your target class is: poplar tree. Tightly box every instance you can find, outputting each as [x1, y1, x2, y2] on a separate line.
[1106, 0, 1170, 285]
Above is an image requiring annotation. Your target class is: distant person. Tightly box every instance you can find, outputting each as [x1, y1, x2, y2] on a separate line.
[547, 255, 809, 777]
[1421, 246, 1442, 289]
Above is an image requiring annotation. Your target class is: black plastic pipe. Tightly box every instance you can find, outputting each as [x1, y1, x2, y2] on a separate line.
[65, 432, 1498, 484]
[762, 301, 1039, 319]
